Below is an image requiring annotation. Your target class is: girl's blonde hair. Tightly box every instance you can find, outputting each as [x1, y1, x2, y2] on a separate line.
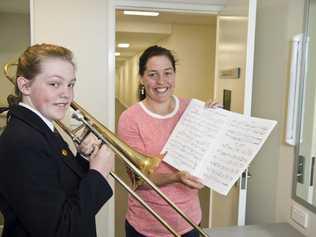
[8, 43, 74, 107]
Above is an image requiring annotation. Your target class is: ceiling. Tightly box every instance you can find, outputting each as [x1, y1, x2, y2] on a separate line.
[0, 1, 218, 68]
[115, 10, 217, 67]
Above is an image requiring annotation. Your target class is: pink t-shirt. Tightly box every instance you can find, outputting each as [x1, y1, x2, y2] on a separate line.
[117, 96, 202, 237]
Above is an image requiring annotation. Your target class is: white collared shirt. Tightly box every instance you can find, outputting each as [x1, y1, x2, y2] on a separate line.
[19, 102, 54, 132]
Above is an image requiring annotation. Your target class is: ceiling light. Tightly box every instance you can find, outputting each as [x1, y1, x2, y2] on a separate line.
[123, 10, 159, 17]
[115, 52, 121, 56]
[117, 43, 130, 48]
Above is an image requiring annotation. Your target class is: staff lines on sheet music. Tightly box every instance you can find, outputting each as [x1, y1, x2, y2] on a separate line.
[182, 115, 223, 136]
[213, 150, 249, 166]
[229, 119, 271, 136]
[203, 168, 233, 186]
[225, 129, 262, 145]
[176, 142, 205, 157]
[202, 173, 229, 188]
[226, 124, 265, 140]
[170, 133, 212, 153]
[172, 157, 199, 170]
[166, 140, 204, 171]
[220, 142, 255, 157]
[208, 159, 240, 176]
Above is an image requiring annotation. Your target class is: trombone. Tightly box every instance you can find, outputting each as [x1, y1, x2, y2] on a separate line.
[4, 63, 209, 237]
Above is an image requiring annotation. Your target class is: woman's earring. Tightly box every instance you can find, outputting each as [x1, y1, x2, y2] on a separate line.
[141, 85, 145, 95]
[138, 84, 146, 101]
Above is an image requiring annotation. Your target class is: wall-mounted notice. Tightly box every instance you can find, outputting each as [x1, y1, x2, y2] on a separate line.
[220, 67, 240, 79]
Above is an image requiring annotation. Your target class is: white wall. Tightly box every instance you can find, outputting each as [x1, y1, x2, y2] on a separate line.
[214, 16, 248, 113]
[116, 55, 139, 107]
[162, 23, 216, 101]
[248, 0, 292, 224]
[248, 0, 316, 236]
[31, 0, 115, 236]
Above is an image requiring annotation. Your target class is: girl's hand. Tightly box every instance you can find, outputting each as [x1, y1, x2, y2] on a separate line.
[77, 132, 101, 157]
[89, 144, 114, 179]
[77, 132, 114, 179]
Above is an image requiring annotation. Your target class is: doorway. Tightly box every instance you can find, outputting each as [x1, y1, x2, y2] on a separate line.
[114, 8, 218, 237]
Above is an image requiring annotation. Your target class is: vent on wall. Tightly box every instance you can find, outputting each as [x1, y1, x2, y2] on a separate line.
[291, 205, 309, 228]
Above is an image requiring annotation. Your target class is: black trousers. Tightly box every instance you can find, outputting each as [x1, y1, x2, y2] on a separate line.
[125, 220, 200, 237]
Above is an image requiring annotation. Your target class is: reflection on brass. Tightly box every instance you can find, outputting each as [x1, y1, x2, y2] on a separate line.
[61, 149, 68, 157]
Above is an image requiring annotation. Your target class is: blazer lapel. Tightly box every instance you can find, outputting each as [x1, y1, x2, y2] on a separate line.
[51, 130, 85, 177]
[9, 105, 85, 177]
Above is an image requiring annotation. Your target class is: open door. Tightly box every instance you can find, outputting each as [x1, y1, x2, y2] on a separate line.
[211, 0, 257, 227]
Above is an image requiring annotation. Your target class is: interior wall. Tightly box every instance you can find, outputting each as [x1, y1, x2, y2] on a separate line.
[32, 0, 115, 236]
[292, 0, 316, 235]
[310, 1, 316, 206]
[116, 55, 139, 107]
[248, 0, 316, 236]
[160, 23, 216, 101]
[0, 12, 30, 106]
[214, 16, 248, 113]
[248, 0, 291, 224]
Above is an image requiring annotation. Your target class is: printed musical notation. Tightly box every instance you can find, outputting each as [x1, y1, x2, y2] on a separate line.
[162, 99, 277, 195]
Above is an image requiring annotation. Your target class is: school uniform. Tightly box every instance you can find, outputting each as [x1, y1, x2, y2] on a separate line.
[0, 105, 113, 237]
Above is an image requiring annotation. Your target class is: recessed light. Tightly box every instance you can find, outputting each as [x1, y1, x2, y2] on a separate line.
[123, 10, 159, 17]
[117, 43, 130, 48]
[115, 52, 121, 56]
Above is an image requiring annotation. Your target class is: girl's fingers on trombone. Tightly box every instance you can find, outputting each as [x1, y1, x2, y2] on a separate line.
[77, 132, 101, 156]
[90, 145, 114, 178]
[89, 143, 100, 158]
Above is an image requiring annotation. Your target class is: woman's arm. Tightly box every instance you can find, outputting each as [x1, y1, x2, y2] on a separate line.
[139, 170, 204, 190]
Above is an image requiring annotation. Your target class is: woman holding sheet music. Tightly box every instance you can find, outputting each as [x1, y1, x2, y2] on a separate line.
[117, 45, 219, 237]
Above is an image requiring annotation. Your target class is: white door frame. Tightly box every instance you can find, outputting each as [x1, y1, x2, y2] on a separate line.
[238, 0, 257, 226]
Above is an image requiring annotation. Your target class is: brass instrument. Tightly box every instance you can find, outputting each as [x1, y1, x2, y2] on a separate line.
[4, 63, 209, 237]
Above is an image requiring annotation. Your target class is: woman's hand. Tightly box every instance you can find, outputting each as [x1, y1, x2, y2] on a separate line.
[176, 171, 204, 189]
[204, 99, 222, 109]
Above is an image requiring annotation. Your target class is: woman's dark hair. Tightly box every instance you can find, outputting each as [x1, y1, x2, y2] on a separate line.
[138, 45, 176, 76]
[7, 43, 74, 107]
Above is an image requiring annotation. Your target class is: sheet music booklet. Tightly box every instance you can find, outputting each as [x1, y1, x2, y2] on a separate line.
[162, 99, 277, 195]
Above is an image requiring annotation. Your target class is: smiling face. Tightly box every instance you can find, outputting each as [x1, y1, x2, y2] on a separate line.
[18, 58, 76, 121]
[140, 55, 175, 106]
